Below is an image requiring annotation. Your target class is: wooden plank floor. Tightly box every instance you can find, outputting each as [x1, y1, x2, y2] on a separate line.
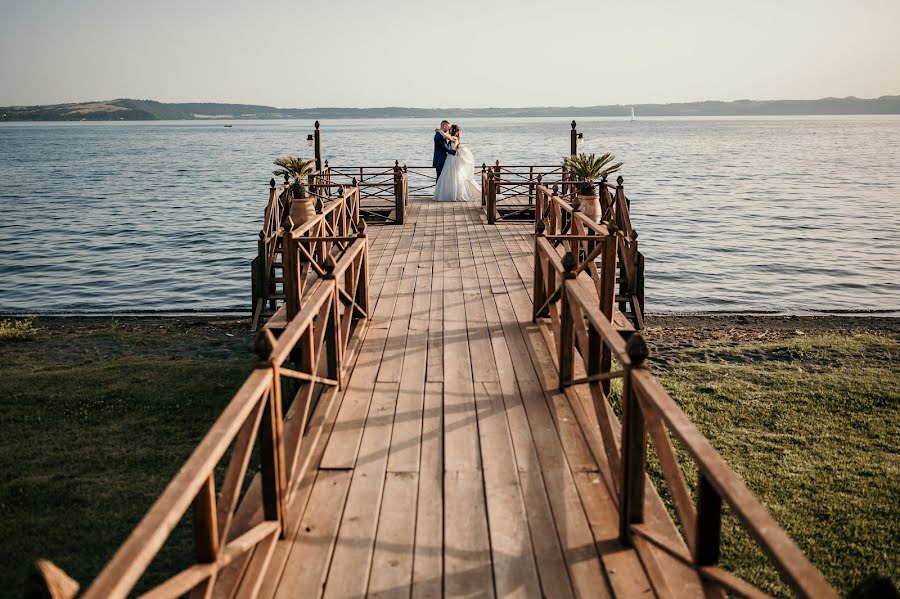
[261, 198, 656, 599]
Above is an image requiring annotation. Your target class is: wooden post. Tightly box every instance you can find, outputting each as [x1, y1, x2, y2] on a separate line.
[570, 191, 582, 261]
[618, 251, 629, 317]
[695, 473, 723, 566]
[283, 232, 301, 319]
[600, 227, 618, 320]
[558, 252, 577, 390]
[357, 220, 369, 317]
[314, 120, 322, 171]
[481, 163, 487, 206]
[394, 161, 404, 225]
[587, 325, 603, 414]
[636, 250, 645, 327]
[619, 365, 646, 543]
[251, 255, 259, 322]
[528, 165, 534, 206]
[599, 228, 617, 394]
[192, 474, 219, 563]
[533, 221, 547, 321]
[268, 177, 277, 227]
[322, 262, 342, 386]
[260, 380, 285, 527]
[402, 165, 409, 207]
[487, 170, 496, 225]
[253, 231, 265, 307]
[599, 177, 610, 223]
[570, 120, 578, 156]
[614, 176, 629, 233]
[534, 175, 544, 228]
[549, 184, 558, 236]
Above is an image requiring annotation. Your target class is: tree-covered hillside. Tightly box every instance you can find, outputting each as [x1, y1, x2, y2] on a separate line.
[2, 95, 898, 121]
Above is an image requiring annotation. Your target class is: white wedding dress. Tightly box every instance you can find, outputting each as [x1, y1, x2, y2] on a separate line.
[433, 141, 481, 202]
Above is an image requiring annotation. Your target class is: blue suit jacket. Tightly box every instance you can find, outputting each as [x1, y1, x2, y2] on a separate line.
[433, 131, 456, 169]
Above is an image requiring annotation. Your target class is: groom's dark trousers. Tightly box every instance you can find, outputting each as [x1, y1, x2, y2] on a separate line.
[433, 131, 456, 179]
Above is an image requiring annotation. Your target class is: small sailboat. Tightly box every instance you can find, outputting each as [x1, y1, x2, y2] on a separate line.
[630, 106, 635, 122]
[224, 124, 233, 128]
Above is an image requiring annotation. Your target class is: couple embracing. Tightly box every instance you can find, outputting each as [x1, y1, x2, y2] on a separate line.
[432, 120, 480, 202]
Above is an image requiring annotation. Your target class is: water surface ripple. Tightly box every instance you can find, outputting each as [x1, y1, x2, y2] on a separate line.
[1, 117, 898, 313]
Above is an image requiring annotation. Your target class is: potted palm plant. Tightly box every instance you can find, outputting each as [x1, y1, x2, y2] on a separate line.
[563, 153, 623, 223]
[273, 156, 317, 226]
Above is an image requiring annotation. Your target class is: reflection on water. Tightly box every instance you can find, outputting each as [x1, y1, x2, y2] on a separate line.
[0, 116, 898, 313]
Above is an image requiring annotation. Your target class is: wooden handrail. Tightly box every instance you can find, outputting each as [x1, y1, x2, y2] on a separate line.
[82, 369, 272, 598]
[532, 234, 838, 598]
[253, 183, 363, 329]
[81, 277, 369, 596]
[630, 370, 837, 598]
[77, 196, 371, 598]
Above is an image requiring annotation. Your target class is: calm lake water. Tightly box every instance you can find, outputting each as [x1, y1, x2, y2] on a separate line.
[1, 116, 898, 314]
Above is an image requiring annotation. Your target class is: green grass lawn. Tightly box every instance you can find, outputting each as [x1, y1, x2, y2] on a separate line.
[0, 319, 897, 597]
[654, 333, 899, 596]
[0, 319, 253, 596]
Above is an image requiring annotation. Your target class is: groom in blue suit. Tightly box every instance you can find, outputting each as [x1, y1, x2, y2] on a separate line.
[433, 119, 456, 179]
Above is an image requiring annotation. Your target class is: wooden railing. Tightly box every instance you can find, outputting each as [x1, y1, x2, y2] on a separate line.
[534, 180, 645, 329]
[326, 163, 410, 224]
[481, 162, 565, 224]
[59, 208, 370, 599]
[251, 181, 363, 330]
[252, 181, 287, 317]
[533, 234, 837, 598]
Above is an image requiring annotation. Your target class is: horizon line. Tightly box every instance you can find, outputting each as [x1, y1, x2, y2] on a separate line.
[4, 93, 900, 111]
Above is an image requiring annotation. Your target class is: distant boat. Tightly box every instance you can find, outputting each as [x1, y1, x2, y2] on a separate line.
[224, 124, 233, 128]
[630, 106, 635, 122]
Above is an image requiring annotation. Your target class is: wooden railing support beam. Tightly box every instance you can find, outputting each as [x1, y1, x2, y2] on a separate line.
[259, 382, 286, 530]
[192, 474, 219, 563]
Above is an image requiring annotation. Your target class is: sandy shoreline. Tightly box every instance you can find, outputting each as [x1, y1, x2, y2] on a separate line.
[5, 312, 896, 369]
[645, 313, 899, 342]
[9, 312, 897, 337]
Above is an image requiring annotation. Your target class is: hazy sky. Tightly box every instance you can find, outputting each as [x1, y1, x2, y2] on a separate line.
[1, 0, 898, 108]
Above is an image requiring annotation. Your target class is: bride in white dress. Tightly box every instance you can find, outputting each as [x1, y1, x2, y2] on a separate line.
[433, 124, 481, 202]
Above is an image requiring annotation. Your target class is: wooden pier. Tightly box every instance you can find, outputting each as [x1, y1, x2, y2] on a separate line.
[35, 132, 838, 598]
[259, 198, 649, 598]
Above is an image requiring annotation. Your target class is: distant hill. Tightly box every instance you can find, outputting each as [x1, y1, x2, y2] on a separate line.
[2, 95, 899, 121]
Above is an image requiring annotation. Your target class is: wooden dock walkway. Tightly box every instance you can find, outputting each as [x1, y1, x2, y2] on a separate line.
[260, 198, 654, 598]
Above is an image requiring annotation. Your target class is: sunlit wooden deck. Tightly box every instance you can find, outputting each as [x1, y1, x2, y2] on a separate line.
[254, 198, 657, 597]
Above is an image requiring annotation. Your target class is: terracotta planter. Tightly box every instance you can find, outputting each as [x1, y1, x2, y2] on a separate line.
[578, 193, 602, 223]
[288, 196, 317, 227]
